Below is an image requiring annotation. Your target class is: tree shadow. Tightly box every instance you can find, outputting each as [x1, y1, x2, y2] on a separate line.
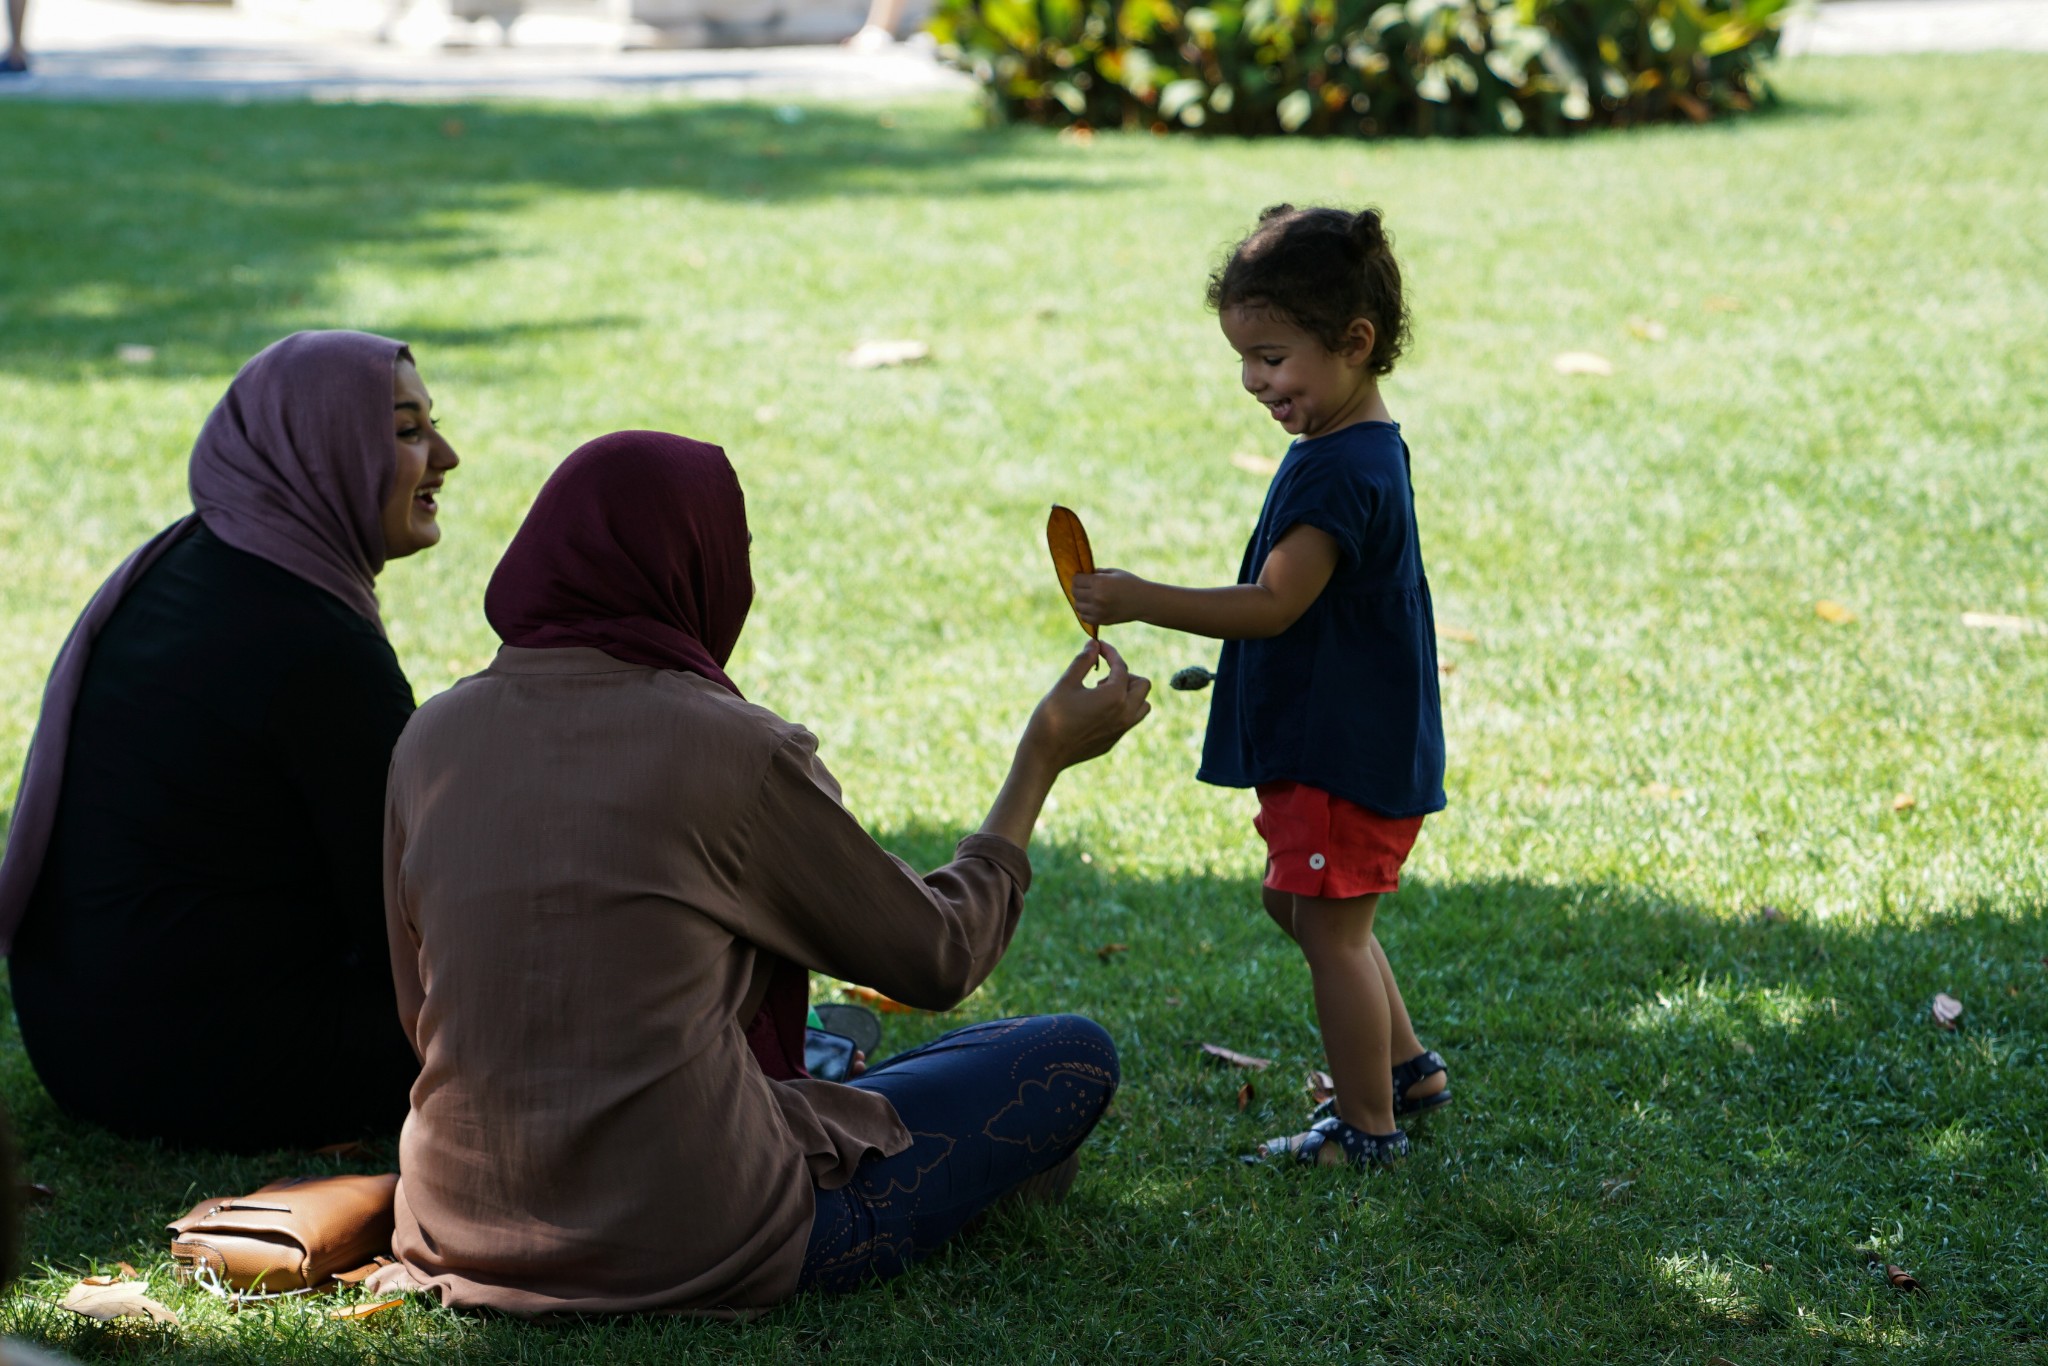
[0, 100, 1113, 380]
[0, 822, 2040, 1359]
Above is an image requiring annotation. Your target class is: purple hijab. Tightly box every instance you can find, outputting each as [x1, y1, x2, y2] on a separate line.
[0, 330, 410, 953]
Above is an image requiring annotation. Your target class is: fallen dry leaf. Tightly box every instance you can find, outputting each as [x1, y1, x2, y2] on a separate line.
[1552, 350, 1614, 377]
[1891, 792, 1916, 812]
[60, 1280, 178, 1325]
[1199, 1043, 1273, 1071]
[1436, 625, 1479, 644]
[1931, 993, 1963, 1030]
[1626, 318, 1668, 342]
[1236, 1080, 1255, 1112]
[1095, 942, 1129, 963]
[1883, 1263, 1922, 1293]
[80, 1263, 141, 1287]
[1814, 599, 1856, 624]
[1304, 1069, 1336, 1105]
[1046, 505, 1099, 641]
[327, 1297, 405, 1322]
[1057, 123, 1096, 146]
[1438, 660, 1457, 676]
[1961, 611, 2045, 636]
[1230, 451, 1280, 476]
[843, 339, 929, 370]
[841, 985, 917, 1015]
[21, 1181, 55, 1203]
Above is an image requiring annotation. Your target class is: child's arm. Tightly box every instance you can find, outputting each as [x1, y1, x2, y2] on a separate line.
[1071, 524, 1340, 641]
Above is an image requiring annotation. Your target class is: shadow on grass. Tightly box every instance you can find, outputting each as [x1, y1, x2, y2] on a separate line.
[0, 824, 2041, 1360]
[0, 101, 1107, 380]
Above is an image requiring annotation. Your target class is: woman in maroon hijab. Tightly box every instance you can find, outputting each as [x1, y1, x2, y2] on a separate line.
[2, 331, 460, 1152]
[378, 431, 1149, 1316]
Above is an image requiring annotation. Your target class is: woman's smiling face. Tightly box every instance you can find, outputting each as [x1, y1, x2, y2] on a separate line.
[1220, 304, 1376, 439]
[382, 357, 460, 560]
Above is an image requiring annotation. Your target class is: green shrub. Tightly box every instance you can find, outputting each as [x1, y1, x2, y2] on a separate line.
[929, 0, 1792, 136]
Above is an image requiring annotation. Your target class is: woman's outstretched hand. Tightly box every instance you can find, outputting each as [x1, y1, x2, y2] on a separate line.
[980, 642, 1152, 849]
[1023, 640, 1152, 771]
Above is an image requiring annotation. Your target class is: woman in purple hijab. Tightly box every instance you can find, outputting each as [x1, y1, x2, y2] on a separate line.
[0, 331, 459, 1151]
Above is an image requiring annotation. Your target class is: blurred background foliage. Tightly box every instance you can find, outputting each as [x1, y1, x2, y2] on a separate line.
[932, 0, 1791, 136]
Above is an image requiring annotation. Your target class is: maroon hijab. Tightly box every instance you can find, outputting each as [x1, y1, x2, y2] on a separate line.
[484, 431, 812, 1079]
[0, 330, 408, 954]
[485, 430, 752, 696]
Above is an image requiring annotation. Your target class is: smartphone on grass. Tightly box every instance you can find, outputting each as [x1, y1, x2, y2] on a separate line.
[803, 1028, 857, 1082]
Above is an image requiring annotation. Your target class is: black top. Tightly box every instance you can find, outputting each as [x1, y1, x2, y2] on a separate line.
[1197, 421, 1447, 818]
[10, 525, 420, 1148]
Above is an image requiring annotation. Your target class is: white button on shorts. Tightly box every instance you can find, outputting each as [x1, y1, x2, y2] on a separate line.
[1308, 853, 1327, 870]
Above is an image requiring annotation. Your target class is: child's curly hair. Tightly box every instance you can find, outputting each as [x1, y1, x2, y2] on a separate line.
[1206, 205, 1410, 376]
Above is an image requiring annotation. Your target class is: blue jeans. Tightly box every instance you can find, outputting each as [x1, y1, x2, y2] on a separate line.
[798, 1014, 1119, 1293]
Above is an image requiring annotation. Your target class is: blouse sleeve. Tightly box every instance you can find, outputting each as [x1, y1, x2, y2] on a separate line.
[1266, 451, 1380, 570]
[729, 729, 1031, 1011]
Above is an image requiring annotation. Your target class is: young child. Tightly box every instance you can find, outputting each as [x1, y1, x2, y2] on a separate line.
[1072, 204, 1448, 1169]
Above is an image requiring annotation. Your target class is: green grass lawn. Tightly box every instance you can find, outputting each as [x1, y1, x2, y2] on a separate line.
[1, 52, 2045, 1363]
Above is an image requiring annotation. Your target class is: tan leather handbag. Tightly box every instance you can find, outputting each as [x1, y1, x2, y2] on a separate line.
[168, 1173, 397, 1293]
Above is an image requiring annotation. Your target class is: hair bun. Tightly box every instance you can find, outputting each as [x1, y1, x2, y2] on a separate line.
[1349, 208, 1386, 253]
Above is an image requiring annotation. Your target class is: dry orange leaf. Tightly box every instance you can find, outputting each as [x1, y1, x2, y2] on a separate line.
[327, 1297, 406, 1322]
[1199, 1043, 1273, 1071]
[60, 1280, 178, 1325]
[1095, 942, 1129, 962]
[1814, 599, 1856, 624]
[1236, 1080, 1255, 1112]
[1883, 1263, 1923, 1293]
[841, 985, 916, 1015]
[1437, 624, 1479, 644]
[1304, 1069, 1336, 1105]
[1046, 505, 1098, 640]
[1931, 992, 1963, 1030]
[1891, 792, 1916, 812]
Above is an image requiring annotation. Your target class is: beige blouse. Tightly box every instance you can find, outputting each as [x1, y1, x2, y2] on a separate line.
[381, 646, 1031, 1317]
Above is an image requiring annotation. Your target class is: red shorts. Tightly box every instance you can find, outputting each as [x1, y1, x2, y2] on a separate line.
[1253, 782, 1424, 898]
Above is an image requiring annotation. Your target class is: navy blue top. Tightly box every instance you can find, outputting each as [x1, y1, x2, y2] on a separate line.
[1197, 421, 1447, 818]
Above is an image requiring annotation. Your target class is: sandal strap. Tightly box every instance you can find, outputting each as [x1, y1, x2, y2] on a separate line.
[1310, 1115, 1410, 1169]
[1391, 1049, 1446, 1094]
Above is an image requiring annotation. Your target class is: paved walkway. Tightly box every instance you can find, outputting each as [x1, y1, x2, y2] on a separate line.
[0, 0, 974, 101]
[0, 0, 2040, 103]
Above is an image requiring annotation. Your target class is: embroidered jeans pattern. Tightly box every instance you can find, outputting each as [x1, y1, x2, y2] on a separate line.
[798, 1013, 1119, 1293]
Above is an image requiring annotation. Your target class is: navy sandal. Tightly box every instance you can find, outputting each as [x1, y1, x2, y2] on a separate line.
[1247, 1115, 1409, 1169]
[1309, 1049, 1452, 1124]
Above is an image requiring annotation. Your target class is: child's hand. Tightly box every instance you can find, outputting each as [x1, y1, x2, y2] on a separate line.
[1070, 569, 1147, 628]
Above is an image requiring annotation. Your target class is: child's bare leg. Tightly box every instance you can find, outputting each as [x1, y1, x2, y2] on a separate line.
[1293, 894, 1395, 1137]
[1369, 935, 1445, 1104]
[1261, 885, 1296, 940]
